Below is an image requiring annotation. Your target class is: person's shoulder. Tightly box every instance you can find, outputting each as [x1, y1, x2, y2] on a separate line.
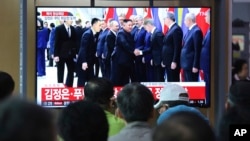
[108, 133, 121, 141]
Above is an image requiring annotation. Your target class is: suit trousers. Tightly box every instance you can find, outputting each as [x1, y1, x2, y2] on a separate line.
[165, 67, 180, 82]
[77, 63, 94, 87]
[183, 69, 199, 82]
[57, 57, 74, 87]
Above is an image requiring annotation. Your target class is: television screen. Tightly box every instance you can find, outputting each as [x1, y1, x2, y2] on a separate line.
[36, 7, 211, 108]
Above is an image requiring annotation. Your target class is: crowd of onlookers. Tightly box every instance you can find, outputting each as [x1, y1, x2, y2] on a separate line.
[1, 59, 250, 141]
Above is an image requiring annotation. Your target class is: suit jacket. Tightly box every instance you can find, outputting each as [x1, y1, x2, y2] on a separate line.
[104, 31, 116, 61]
[75, 26, 84, 53]
[113, 29, 135, 66]
[143, 28, 164, 66]
[49, 27, 56, 54]
[134, 27, 147, 50]
[77, 28, 97, 65]
[200, 29, 211, 72]
[54, 24, 77, 58]
[181, 25, 203, 70]
[162, 23, 183, 67]
[131, 26, 138, 38]
[97, 28, 109, 58]
[143, 32, 152, 63]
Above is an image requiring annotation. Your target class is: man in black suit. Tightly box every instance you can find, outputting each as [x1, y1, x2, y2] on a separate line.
[96, 20, 109, 77]
[75, 19, 84, 54]
[135, 19, 164, 82]
[134, 15, 147, 82]
[111, 19, 136, 86]
[162, 12, 183, 82]
[77, 18, 101, 87]
[181, 13, 203, 82]
[54, 19, 77, 87]
[104, 20, 119, 79]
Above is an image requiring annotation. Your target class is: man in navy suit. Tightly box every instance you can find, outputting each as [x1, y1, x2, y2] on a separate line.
[181, 13, 203, 82]
[134, 15, 147, 82]
[162, 12, 183, 82]
[135, 19, 164, 82]
[111, 19, 136, 86]
[54, 18, 77, 87]
[104, 20, 119, 80]
[96, 20, 109, 78]
[200, 10, 211, 104]
[77, 18, 101, 87]
[130, 15, 138, 38]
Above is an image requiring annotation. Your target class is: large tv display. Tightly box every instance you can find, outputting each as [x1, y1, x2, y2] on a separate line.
[36, 7, 211, 108]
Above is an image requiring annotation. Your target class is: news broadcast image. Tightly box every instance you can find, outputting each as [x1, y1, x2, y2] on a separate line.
[36, 7, 210, 108]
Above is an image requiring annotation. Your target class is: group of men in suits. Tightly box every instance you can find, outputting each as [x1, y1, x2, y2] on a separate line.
[52, 10, 210, 87]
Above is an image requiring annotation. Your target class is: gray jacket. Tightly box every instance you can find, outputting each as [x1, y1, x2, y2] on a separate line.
[108, 121, 152, 141]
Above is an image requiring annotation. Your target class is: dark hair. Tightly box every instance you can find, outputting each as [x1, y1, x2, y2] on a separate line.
[218, 107, 250, 141]
[0, 71, 15, 101]
[58, 100, 109, 141]
[233, 59, 248, 74]
[85, 21, 90, 24]
[84, 77, 114, 109]
[117, 83, 154, 122]
[153, 111, 215, 141]
[123, 19, 132, 24]
[75, 19, 82, 25]
[0, 98, 55, 141]
[50, 23, 55, 28]
[91, 18, 101, 26]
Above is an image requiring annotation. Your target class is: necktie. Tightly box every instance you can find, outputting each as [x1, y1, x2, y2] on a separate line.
[67, 27, 71, 37]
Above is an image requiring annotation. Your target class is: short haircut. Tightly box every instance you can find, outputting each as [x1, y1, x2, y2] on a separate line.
[117, 83, 154, 122]
[123, 19, 132, 24]
[218, 107, 250, 141]
[0, 71, 15, 101]
[0, 98, 55, 141]
[50, 23, 55, 28]
[165, 12, 175, 22]
[144, 18, 154, 26]
[153, 111, 215, 141]
[91, 18, 101, 26]
[233, 58, 247, 74]
[85, 21, 90, 24]
[185, 13, 196, 23]
[58, 100, 109, 141]
[84, 77, 114, 109]
[75, 19, 82, 25]
[135, 15, 144, 21]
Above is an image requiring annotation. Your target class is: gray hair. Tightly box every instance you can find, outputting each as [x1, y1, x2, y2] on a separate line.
[136, 15, 144, 21]
[144, 18, 154, 26]
[185, 13, 196, 23]
[109, 20, 118, 27]
[165, 12, 175, 22]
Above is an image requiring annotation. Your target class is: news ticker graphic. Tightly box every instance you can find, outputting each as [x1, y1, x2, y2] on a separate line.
[40, 82, 205, 107]
[40, 11, 76, 21]
[230, 125, 250, 141]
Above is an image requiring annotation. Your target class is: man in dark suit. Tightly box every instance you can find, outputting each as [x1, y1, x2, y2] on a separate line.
[54, 19, 77, 87]
[130, 15, 138, 38]
[181, 13, 203, 82]
[111, 19, 136, 86]
[200, 10, 211, 104]
[135, 19, 164, 82]
[162, 12, 183, 82]
[104, 20, 119, 80]
[134, 15, 147, 82]
[75, 19, 84, 54]
[77, 18, 101, 87]
[96, 20, 109, 77]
